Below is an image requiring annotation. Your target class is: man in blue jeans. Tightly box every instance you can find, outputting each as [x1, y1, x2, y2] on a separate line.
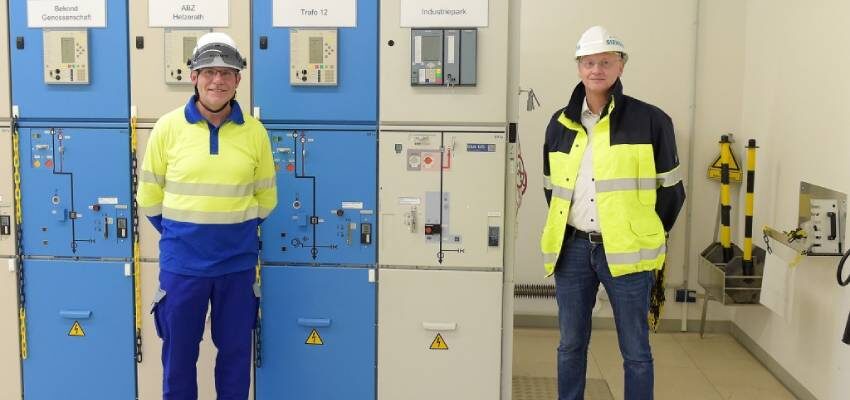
[540, 26, 685, 399]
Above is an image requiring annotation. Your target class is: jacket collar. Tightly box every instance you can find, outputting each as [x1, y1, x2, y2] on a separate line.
[563, 79, 624, 132]
[184, 95, 245, 125]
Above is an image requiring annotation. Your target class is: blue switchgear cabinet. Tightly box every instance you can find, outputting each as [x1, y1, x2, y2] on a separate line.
[22, 259, 135, 400]
[255, 266, 376, 399]
[251, 0, 378, 123]
[8, 0, 129, 121]
[18, 125, 132, 258]
[262, 128, 376, 265]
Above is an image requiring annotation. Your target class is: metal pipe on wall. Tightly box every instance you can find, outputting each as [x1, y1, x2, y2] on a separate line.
[681, 0, 702, 332]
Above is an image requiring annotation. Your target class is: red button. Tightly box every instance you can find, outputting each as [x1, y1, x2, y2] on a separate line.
[45, 159, 54, 168]
[424, 156, 433, 164]
[286, 163, 295, 172]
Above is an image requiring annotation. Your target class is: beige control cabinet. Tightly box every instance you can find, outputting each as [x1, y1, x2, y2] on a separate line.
[379, 0, 508, 125]
[378, 268, 503, 400]
[379, 128, 506, 269]
[129, 1, 252, 121]
[0, 257, 21, 400]
[137, 262, 254, 399]
[0, 0, 10, 118]
[0, 127, 15, 257]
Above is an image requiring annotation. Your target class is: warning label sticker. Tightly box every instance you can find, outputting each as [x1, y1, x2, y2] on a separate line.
[305, 329, 324, 345]
[707, 152, 743, 182]
[68, 321, 85, 337]
[429, 333, 449, 350]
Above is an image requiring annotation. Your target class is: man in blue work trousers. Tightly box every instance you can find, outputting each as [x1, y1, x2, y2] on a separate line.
[540, 26, 686, 400]
[137, 32, 277, 400]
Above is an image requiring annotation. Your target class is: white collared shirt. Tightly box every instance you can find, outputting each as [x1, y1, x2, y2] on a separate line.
[567, 98, 601, 232]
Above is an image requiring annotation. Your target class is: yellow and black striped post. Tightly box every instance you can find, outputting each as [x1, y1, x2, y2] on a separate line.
[720, 135, 733, 262]
[742, 139, 757, 275]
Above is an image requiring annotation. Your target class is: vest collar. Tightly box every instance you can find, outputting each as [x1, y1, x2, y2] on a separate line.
[184, 95, 246, 126]
[563, 79, 624, 133]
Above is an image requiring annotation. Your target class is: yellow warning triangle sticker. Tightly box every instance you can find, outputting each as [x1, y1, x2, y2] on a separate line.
[305, 329, 324, 345]
[707, 151, 743, 182]
[68, 321, 85, 337]
[429, 333, 449, 350]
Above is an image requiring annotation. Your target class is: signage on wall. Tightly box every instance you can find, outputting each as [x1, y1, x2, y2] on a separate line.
[149, 0, 230, 27]
[400, 0, 488, 28]
[273, 0, 357, 28]
[27, 0, 106, 28]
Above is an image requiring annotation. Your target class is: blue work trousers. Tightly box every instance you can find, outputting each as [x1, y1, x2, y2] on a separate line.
[554, 235, 655, 400]
[153, 268, 258, 400]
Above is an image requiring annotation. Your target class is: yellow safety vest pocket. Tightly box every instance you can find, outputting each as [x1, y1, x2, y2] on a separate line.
[628, 215, 664, 238]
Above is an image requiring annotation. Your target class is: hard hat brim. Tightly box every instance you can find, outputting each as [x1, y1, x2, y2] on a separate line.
[189, 43, 246, 71]
[191, 58, 243, 71]
[575, 44, 627, 58]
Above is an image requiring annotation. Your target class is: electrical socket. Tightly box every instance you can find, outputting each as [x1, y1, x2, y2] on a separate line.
[675, 289, 698, 303]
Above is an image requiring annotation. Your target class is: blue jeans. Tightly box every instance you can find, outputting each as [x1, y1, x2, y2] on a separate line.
[554, 235, 655, 400]
[153, 269, 259, 400]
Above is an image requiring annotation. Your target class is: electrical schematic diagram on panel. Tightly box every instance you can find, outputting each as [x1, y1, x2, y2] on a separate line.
[20, 128, 132, 258]
[379, 131, 505, 269]
[262, 130, 376, 265]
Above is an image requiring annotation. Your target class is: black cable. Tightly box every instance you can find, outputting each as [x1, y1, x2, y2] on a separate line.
[838, 248, 850, 287]
[839, 248, 850, 344]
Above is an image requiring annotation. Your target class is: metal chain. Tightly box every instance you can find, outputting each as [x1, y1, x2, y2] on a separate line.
[131, 116, 143, 363]
[763, 231, 773, 255]
[254, 226, 263, 368]
[11, 117, 28, 359]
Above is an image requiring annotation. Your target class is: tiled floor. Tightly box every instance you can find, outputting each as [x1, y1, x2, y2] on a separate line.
[513, 328, 798, 400]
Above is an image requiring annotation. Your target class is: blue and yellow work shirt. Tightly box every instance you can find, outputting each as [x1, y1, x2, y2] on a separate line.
[137, 96, 277, 277]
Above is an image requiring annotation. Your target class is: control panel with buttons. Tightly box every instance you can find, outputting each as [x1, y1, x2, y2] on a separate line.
[262, 129, 376, 265]
[379, 130, 505, 268]
[43, 29, 89, 85]
[164, 29, 210, 85]
[290, 28, 338, 86]
[19, 127, 132, 258]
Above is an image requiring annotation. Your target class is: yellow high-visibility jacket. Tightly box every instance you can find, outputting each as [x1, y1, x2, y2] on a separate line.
[541, 80, 685, 277]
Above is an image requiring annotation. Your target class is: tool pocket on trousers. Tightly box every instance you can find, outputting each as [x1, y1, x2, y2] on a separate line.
[150, 288, 167, 339]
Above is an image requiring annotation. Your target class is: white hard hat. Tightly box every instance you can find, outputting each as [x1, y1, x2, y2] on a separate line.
[188, 32, 246, 71]
[575, 26, 627, 61]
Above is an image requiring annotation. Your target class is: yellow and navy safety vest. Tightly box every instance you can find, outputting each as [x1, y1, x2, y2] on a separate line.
[137, 96, 277, 277]
[541, 80, 685, 277]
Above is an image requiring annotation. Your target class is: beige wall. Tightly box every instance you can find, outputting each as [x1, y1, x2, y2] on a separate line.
[719, 1, 850, 399]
